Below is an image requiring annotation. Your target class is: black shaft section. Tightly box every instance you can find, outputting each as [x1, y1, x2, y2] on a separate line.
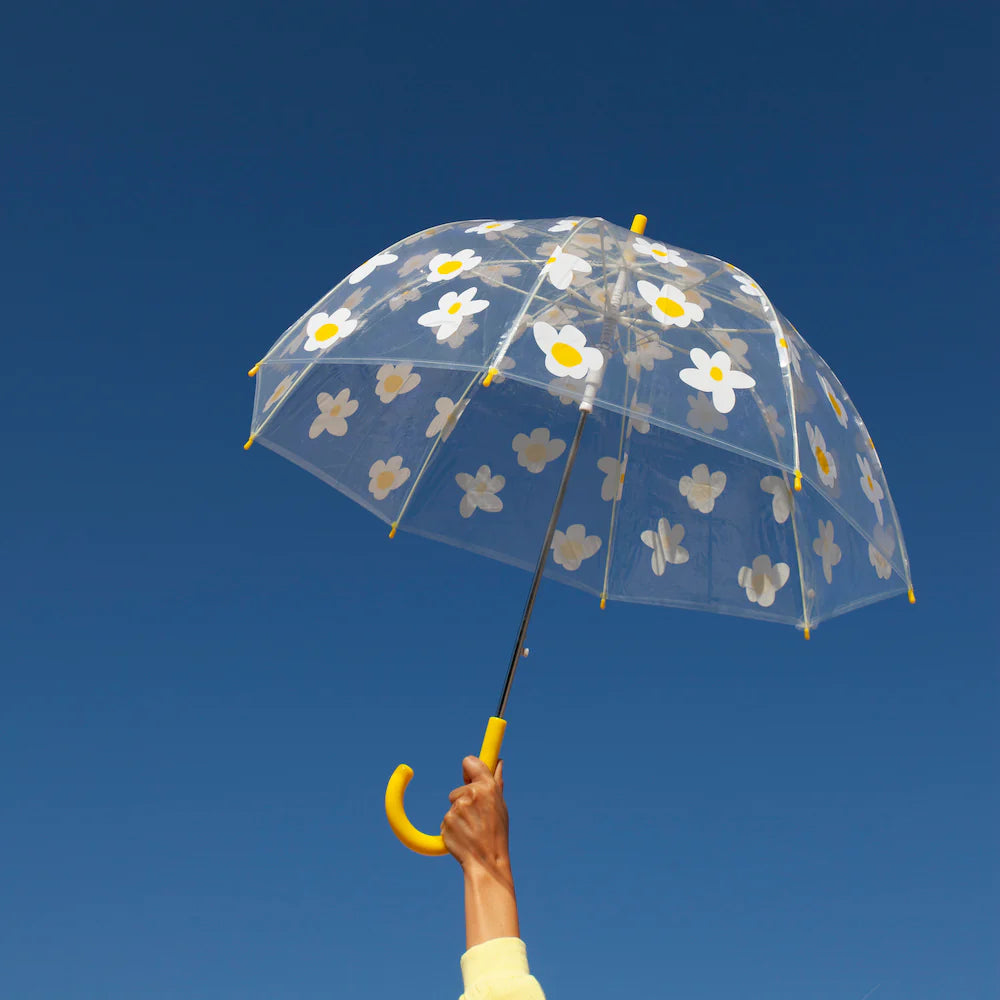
[495, 408, 589, 719]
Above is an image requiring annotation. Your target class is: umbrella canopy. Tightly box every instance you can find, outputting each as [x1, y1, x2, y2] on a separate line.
[246, 216, 914, 633]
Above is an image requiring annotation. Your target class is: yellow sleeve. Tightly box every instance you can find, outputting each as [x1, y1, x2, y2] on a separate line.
[458, 937, 546, 1000]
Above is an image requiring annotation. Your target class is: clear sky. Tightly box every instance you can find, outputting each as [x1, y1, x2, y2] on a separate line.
[2, 2, 996, 998]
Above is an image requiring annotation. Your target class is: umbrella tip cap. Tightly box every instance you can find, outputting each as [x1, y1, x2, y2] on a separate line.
[803, 627, 811, 640]
[389, 522, 398, 539]
[243, 435, 255, 450]
[631, 214, 647, 234]
[908, 587, 916, 604]
[600, 596, 607, 610]
[248, 363, 261, 377]
[482, 366, 499, 387]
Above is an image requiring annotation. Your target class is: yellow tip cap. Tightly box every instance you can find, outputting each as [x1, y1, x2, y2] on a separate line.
[794, 469, 802, 492]
[389, 523, 398, 539]
[631, 214, 648, 234]
[482, 366, 499, 387]
[243, 436, 255, 450]
[908, 587, 916, 604]
[600, 596, 607, 610]
[803, 627, 811, 640]
[248, 363, 260, 377]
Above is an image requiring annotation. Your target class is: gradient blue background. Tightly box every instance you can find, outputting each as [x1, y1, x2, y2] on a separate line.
[2, 2, 996, 998]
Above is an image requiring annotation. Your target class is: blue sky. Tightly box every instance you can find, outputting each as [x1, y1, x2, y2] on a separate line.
[2, 2, 996, 998]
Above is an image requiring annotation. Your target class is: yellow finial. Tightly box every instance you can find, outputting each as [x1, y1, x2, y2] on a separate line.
[794, 469, 802, 492]
[243, 435, 255, 450]
[600, 595, 607, 610]
[907, 586, 916, 604]
[389, 522, 398, 539]
[630, 214, 647, 234]
[482, 366, 499, 387]
[803, 627, 811, 640]
[248, 363, 261, 377]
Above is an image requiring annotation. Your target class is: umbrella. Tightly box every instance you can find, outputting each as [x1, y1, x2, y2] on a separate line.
[245, 214, 914, 855]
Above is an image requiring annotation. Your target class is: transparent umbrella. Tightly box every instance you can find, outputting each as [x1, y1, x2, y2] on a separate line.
[245, 214, 914, 854]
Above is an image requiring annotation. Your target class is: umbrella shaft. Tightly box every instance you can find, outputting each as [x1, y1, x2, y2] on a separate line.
[495, 408, 589, 719]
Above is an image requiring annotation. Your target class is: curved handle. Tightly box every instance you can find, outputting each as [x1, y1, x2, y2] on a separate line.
[385, 716, 507, 856]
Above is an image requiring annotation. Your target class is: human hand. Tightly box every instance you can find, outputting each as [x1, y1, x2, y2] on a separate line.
[441, 755, 510, 877]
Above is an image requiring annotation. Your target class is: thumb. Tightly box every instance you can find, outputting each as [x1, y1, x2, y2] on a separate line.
[462, 754, 492, 784]
[495, 758, 504, 792]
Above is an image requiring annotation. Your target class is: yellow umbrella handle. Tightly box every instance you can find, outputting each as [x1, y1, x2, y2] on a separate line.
[385, 716, 507, 856]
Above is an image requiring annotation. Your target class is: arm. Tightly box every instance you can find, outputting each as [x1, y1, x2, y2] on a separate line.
[442, 756, 519, 949]
[442, 756, 546, 999]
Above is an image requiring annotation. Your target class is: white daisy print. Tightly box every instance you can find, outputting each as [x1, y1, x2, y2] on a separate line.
[418, 286, 490, 342]
[389, 288, 422, 312]
[597, 455, 626, 502]
[737, 554, 791, 608]
[425, 396, 468, 441]
[427, 249, 482, 282]
[348, 252, 398, 285]
[541, 247, 592, 290]
[731, 271, 765, 298]
[641, 518, 690, 575]
[375, 363, 421, 403]
[868, 523, 896, 580]
[303, 308, 358, 352]
[763, 404, 786, 438]
[625, 334, 673, 378]
[637, 280, 704, 328]
[857, 454, 885, 524]
[712, 331, 750, 371]
[512, 427, 566, 474]
[628, 395, 652, 435]
[760, 475, 792, 524]
[368, 456, 410, 501]
[775, 331, 802, 378]
[547, 376, 582, 405]
[264, 373, 296, 410]
[818, 373, 849, 428]
[632, 238, 687, 268]
[686, 393, 728, 434]
[679, 348, 756, 414]
[309, 388, 359, 439]
[456, 465, 505, 518]
[812, 519, 842, 584]
[548, 219, 580, 232]
[533, 323, 604, 379]
[465, 220, 518, 235]
[678, 464, 727, 514]
[551, 524, 602, 571]
[805, 421, 837, 487]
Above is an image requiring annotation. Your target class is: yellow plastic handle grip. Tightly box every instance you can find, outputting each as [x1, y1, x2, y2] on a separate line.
[385, 716, 507, 856]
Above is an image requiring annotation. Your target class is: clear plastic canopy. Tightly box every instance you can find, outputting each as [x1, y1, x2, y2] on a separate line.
[248, 217, 913, 631]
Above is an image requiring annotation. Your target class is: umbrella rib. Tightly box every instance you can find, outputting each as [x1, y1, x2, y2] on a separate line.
[386, 370, 482, 538]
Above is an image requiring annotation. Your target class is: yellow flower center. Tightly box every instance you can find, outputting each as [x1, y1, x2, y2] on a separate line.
[709, 366, 724, 382]
[524, 443, 548, 465]
[447, 302, 462, 315]
[778, 338, 787, 348]
[313, 323, 339, 342]
[867, 475, 874, 491]
[655, 295, 684, 318]
[485, 223, 499, 229]
[437, 260, 462, 275]
[376, 470, 395, 490]
[828, 393, 843, 416]
[816, 447, 830, 476]
[329, 405, 341, 416]
[547, 256, 558, 265]
[551, 342, 583, 369]
[383, 374, 404, 393]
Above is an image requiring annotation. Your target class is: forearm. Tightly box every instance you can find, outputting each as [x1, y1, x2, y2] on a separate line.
[463, 861, 520, 949]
